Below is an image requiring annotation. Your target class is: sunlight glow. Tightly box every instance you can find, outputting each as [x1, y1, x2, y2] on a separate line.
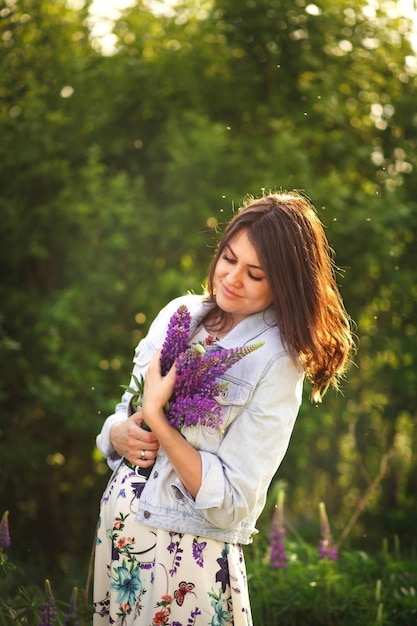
[82, 0, 417, 55]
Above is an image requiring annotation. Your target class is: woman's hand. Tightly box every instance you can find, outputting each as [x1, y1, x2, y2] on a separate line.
[110, 411, 160, 467]
[141, 349, 203, 499]
[141, 349, 177, 430]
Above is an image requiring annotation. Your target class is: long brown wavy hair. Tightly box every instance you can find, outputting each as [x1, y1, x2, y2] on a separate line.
[206, 192, 355, 402]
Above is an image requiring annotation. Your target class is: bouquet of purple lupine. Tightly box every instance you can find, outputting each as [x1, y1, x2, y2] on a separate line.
[123, 304, 264, 431]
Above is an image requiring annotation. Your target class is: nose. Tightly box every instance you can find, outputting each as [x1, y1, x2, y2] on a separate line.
[227, 264, 243, 286]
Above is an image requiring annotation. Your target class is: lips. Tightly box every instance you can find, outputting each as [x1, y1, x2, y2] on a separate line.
[222, 282, 240, 298]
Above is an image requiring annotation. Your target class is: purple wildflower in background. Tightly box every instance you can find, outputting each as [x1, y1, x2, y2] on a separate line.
[160, 304, 191, 374]
[63, 587, 79, 626]
[39, 579, 58, 626]
[270, 490, 287, 569]
[319, 501, 338, 561]
[0, 510, 11, 549]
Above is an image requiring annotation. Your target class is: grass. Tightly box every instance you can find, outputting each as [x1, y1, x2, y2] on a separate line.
[246, 537, 417, 626]
[1, 509, 416, 625]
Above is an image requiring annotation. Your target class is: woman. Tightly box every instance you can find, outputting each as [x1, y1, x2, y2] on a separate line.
[93, 192, 354, 625]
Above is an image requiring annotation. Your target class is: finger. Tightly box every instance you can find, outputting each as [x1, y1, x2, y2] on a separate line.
[165, 361, 177, 382]
[148, 349, 163, 373]
[136, 449, 157, 465]
[131, 424, 160, 446]
[140, 440, 160, 451]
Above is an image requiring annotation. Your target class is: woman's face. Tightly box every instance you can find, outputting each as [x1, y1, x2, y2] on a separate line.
[213, 229, 273, 326]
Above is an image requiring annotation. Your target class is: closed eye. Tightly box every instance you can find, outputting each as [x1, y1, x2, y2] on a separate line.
[249, 273, 263, 282]
[222, 254, 265, 281]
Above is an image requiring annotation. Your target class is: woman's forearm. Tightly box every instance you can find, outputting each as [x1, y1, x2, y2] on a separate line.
[142, 351, 203, 498]
[143, 407, 202, 499]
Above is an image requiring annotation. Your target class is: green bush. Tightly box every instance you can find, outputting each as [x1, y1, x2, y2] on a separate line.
[1, 507, 416, 626]
[247, 539, 417, 626]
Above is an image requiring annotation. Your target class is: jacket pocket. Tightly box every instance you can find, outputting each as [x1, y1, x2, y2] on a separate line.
[215, 379, 253, 430]
[180, 380, 253, 450]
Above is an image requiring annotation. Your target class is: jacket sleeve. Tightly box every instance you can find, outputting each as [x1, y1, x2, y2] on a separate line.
[95, 341, 156, 470]
[95, 389, 134, 470]
[171, 352, 304, 529]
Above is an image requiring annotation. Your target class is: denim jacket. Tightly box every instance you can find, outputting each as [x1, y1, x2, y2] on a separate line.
[96, 294, 304, 544]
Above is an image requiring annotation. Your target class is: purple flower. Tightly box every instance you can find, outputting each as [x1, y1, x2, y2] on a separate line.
[63, 587, 79, 626]
[39, 579, 57, 626]
[165, 333, 264, 431]
[126, 305, 264, 432]
[192, 538, 207, 567]
[215, 546, 230, 593]
[132, 482, 146, 499]
[0, 510, 11, 549]
[270, 490, 287, 569]
[160, 304, 191, 375]
[319, 501, 338, 561]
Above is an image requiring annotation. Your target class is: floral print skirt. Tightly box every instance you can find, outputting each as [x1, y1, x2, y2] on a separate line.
[93, 462, 253, 626]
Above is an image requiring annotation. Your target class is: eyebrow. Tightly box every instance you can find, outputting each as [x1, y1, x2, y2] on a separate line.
[225, 243, 264, 271]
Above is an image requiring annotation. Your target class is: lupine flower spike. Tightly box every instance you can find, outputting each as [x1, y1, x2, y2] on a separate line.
[319, 501, 338, 561]
[270, 489, 287, 569]
[63, 586, 80, 626]
[121, 305, 192, 429]
[0, 510, 11, 549]
[39, 579, 58, 626]
[123, 305, 264, 432]
[160, 304, 191, 374]
[166, 340, 264, 430]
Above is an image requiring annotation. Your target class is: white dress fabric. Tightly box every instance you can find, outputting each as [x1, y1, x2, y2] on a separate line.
[93, 328, 253, 625]
[93, 462, 253, 626]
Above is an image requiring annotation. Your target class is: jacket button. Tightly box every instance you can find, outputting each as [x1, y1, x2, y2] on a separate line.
[144, 510, 151, 519]
[153, 471, 159, 479]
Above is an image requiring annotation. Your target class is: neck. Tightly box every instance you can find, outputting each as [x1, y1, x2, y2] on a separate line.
[203, 307, 235, 339]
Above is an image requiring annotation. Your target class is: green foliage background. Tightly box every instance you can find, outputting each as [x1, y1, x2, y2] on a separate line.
[0, 0, 416, 580]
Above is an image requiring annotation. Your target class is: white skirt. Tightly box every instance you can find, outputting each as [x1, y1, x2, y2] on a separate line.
[93, 462, 253, 625]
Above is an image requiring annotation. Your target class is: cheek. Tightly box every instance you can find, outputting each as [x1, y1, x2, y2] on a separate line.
[214, 261, 225, 278]
[212, 266, 222, 289]
[259, 285, 273, 305]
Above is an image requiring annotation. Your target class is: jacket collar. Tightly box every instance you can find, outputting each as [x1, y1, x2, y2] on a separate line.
[216, 306, 278, 348]
[185, 295, 278, 348]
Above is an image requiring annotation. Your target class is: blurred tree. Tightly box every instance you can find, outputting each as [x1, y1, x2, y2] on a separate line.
[0, 0, 416, 574]
[0, 0, 119, 565]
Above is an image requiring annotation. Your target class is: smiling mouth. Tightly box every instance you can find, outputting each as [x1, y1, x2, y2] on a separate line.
[222, 283, 240, 298]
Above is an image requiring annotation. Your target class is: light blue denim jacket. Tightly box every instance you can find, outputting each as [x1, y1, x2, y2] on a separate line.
[96, 294, 304, 545]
